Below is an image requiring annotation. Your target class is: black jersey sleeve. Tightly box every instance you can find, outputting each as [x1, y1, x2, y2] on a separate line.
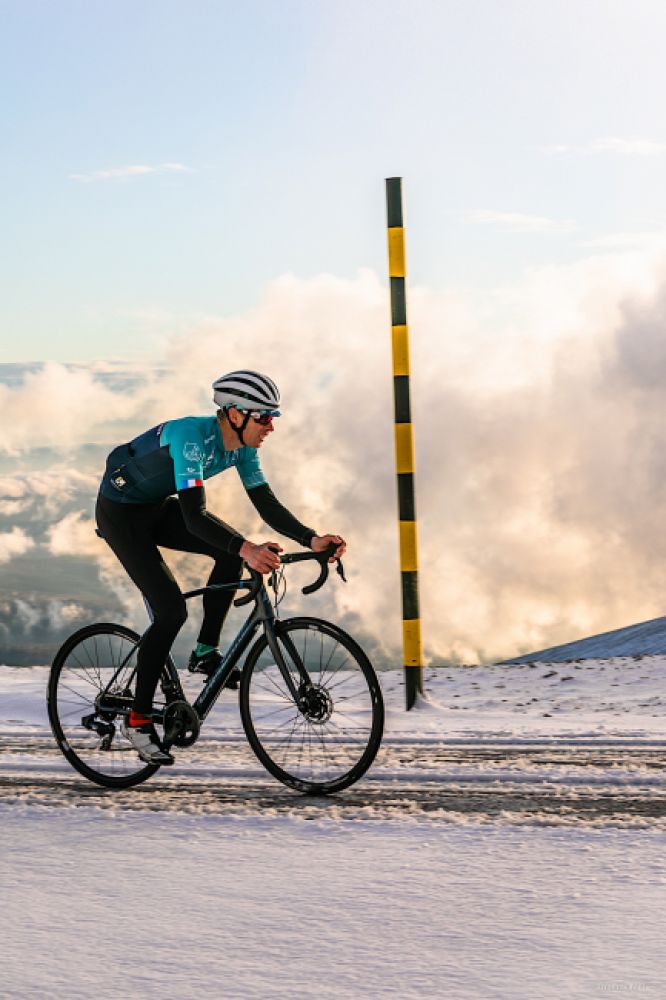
[178, 485, 245, 556]
[246, 483, 316, 548]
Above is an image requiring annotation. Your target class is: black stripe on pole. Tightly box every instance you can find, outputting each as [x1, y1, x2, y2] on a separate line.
[401, 571, 420, 620]
[386, 178, 404, 228]
[390, 278, 407, 325]
[393, 375, 411, 423]
[397, 473, 416, 521]
[405, 667, 420, 708]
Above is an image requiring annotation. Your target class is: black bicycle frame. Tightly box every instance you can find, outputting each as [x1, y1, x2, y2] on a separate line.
[194, 584, 301, 719]
[97, 577, 310, 722]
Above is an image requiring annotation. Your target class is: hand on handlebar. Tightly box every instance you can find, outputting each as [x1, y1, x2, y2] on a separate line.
[240, 540, 283, 573]
[311, 534, 346, 562]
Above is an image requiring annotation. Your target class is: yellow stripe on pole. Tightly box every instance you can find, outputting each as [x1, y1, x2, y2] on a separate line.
[394, 423, 415, 474]
[402, 619, 422, 666]
[399, 520, 418, 571]
[391, 325, 410, 376]
[387, 227, 406, 277]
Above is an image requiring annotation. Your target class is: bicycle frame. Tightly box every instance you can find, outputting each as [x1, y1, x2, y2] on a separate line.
[192, 582, 301, 720]
[96, 576, 310, 723]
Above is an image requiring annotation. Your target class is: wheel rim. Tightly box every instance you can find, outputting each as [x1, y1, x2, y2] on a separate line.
[245, 623, 381, 789]
[52, 628, 160, 781]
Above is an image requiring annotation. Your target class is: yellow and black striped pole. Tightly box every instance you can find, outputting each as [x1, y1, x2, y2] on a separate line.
[386, 177, 423, 709]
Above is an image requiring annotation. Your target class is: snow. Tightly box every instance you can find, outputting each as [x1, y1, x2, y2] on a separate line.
[1, 808, 665, 1000]
[1, 657, 665, 998]
[3, 654, 666, 740]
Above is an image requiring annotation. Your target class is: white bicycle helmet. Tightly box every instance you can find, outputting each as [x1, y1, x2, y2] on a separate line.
[212, 370, 280, 411]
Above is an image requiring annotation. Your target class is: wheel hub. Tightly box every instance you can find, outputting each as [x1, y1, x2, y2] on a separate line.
[298, 684, 333, 724]
[95, 687, 133, 716]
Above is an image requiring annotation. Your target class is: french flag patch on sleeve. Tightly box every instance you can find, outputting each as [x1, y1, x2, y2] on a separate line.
[178, 477, 204, 490]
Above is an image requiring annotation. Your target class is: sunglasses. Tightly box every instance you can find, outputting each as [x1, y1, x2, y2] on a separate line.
[246, 409, 280, 425]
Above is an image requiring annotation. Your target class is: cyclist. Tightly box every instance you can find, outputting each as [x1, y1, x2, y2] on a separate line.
[95, 369, 345, 765]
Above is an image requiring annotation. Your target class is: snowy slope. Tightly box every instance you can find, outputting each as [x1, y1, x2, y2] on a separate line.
[503, 614, 666, 663]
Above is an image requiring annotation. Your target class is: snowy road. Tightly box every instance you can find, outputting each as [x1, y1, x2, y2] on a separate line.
[3, 664, 666, 998]
[3, 734, 665, 825]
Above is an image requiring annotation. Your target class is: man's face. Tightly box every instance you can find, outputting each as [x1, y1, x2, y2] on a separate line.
[230, 408, 276, 448]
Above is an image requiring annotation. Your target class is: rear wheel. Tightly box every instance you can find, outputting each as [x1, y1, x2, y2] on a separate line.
[48, 622, 178, 788]
[240, 617, 384, 794]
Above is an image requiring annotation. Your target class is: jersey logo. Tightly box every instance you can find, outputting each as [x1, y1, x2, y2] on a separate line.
[183, 442, 203, 462]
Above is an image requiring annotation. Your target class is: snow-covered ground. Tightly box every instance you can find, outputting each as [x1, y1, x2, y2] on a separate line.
[3, 655, 666, 739]
[1, 657, 665, 998]
[2, 808, 665, 1000]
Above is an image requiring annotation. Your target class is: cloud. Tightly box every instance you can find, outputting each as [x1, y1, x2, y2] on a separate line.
[543, 137, 666, 157]
[9, 598, 85, 633]
[7, 247, 666, 663]
[46, 511, 100, 557]
[0, 501, 24, 516]
[44, 600, 86, 631]
[127, 258, 666, 662]
[466, 210, 576, 234]
[45, 510, 151, 624]
[0, 527, 35, 564]
[13, 598, 41, 632]
[69, 163, 193, 182]
[0, 362, 154, 455]
[0, 471, 99, 519]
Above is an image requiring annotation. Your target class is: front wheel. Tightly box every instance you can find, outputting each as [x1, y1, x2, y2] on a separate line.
[240, 617, 384, 794]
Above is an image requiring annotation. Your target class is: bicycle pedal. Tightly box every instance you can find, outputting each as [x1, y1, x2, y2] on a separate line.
[224, 667, 241, 690]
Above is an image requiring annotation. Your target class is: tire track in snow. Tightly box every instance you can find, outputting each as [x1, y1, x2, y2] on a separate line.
[1, 736, 665, 826]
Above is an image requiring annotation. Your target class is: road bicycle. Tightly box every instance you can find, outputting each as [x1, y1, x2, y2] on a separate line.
[47, 543, 384, 794]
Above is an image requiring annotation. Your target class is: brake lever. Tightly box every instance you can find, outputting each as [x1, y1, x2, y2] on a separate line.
[336, 558, 347, 583]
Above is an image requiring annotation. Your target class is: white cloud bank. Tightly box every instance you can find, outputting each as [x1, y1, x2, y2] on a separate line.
[6, 242, 666, 662]
[0, 528, 35, 564]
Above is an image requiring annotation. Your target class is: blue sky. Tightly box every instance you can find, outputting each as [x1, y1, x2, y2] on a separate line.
[4, 0, 666, 361]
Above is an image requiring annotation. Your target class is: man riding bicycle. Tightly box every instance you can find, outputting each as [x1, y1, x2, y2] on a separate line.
[95, 369, 345, 765]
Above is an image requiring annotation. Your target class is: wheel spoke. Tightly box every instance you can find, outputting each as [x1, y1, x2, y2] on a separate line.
[252, 667, 294, 702]
[50, 625, 174, 787]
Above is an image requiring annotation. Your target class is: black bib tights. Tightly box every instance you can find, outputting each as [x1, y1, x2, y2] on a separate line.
[96, 494, 242, 715]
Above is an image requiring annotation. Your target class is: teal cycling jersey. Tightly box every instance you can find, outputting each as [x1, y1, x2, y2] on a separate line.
[99, 415, 267, 504]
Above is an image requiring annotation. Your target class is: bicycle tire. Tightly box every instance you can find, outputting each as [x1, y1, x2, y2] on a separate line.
[48, 622, 175, 789]
[240, 616, 384, 794]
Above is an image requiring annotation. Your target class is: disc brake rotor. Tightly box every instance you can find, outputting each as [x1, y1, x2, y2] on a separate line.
[298, 685, 333, 724]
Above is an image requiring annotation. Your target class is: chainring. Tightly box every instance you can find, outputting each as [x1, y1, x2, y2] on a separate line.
[163, 700, 201, 748]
